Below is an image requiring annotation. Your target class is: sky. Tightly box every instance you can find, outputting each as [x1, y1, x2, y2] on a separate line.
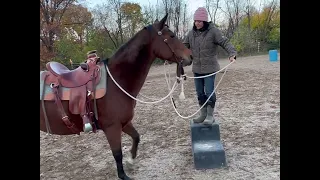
[85, 0, 207, 14]
[83, 0, 270, 25]
[85, 0, 267, 12]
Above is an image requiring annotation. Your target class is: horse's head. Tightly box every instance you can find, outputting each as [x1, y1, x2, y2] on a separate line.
[147, 14, 193, 66]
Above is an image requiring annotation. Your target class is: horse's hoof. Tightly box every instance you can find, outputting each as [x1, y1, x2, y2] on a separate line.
[83, 123, 93, 133]
[119, 174, 132, 180]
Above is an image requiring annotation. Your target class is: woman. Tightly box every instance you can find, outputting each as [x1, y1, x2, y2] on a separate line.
[183, 7, 237, 124]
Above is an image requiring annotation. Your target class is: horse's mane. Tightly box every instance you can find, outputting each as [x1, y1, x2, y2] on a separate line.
[110, 26, 151, 64]
[108, 23, 171, 65]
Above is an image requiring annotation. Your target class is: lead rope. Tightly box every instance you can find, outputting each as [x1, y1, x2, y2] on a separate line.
[138, 62, 186, 101]
[140, 60, 234, 103]
[179, 74, 186, 100]
[106, 65, 179, 104]
[166, 60, 235, 119]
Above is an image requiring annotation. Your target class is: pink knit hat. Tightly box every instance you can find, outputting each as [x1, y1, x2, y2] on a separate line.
[193, 7, 208, 22]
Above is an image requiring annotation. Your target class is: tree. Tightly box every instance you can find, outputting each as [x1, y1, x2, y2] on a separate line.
[230, 0, 280, 54]
[40, 0, 76, 53]
[219, 0, 246, 38]
[120, 2, 143, 37]
[205, 0, 221, 24]
[61, 4, 93, 49]
[92, 0, 126, 49]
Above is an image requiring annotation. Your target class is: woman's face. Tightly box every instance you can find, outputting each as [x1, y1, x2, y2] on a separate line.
[194, 20, 204, 29]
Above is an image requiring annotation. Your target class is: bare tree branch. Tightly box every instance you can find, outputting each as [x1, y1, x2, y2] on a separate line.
[103, 25, 118, 48]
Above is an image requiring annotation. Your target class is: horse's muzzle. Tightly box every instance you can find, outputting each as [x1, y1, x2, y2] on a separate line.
[182, 55, 193, 67]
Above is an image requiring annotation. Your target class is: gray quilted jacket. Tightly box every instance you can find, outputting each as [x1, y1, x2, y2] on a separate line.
[183, 22, 237, 74]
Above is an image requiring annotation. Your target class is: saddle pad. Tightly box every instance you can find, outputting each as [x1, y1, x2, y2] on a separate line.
[40, 64, 107, 101]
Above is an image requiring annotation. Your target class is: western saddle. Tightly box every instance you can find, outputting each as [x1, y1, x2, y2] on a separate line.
[43, 50, 102, 134]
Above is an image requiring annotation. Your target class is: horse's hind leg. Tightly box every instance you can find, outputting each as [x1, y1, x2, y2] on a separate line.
[122, 122, 140, 165]
[103, 124, 131, 180]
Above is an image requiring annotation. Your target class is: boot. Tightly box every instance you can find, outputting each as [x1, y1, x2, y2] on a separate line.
[203, 104, 215, 125]
[193, 104, 207, 123]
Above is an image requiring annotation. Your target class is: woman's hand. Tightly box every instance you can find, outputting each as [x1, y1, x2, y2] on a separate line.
[229, 55, 236, 62]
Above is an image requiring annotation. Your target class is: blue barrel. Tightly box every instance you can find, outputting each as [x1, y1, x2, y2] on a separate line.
[269, 50, 278, 61]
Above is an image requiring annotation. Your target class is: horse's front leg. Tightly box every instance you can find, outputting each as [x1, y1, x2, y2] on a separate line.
[122, 122, 140, 167]
[103, 124, 131, 180]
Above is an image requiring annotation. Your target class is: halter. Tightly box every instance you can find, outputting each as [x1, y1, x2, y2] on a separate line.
[145, 25, 185, 83]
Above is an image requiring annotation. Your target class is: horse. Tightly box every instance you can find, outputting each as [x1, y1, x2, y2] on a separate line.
[40, 14, 193, 180]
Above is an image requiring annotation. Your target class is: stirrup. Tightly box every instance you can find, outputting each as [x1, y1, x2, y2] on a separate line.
[83, 123, 93, 132]
[82, 114, 93, 133]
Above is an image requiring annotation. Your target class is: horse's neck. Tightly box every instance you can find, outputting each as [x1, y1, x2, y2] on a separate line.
[109, 33, 155, 97]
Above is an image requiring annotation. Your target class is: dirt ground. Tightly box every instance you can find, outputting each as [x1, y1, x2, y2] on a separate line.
[40, 54, 280, 180]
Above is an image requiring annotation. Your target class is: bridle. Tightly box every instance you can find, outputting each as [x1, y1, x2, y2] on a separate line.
[145, 25, 186, 83]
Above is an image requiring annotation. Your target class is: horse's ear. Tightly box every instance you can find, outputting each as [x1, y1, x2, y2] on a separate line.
[154, 18, 159, 23]
[158, 13, 168, 30]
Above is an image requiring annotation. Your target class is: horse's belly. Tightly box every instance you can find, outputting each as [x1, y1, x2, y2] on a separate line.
[40, 100, 83, 135]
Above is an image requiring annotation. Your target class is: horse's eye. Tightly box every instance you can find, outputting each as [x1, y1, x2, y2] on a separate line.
[170, 35, 175, 38]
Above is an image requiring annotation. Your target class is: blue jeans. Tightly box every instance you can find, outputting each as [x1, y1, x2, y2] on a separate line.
[194, 73, 216, 107]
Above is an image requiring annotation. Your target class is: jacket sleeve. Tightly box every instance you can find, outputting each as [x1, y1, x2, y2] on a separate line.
[183, 31, 191, 48]
[212, 28, 237, 58]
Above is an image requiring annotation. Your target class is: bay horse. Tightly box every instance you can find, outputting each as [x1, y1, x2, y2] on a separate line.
[40, 14, 192, 180]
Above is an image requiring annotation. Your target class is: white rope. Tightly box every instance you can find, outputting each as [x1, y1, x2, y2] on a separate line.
[137, 92, 160, 100]
[105, 59, 235, 119]
[106, 65, 178, 104]
[138, 61, 235, 101]
[164, 60, 235, 119]
[168, 66, 228, 119]
[137, 61, 181, 101]
[179, 77, 185, 100]
[185, 60, 235, 79]
[137, 61, 176, 101]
